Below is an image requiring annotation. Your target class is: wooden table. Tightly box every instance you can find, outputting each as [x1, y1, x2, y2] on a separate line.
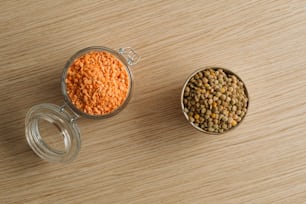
[1, 1, 306, 203]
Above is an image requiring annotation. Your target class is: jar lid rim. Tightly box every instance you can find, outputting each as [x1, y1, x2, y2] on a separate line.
[25, 103, 81, 163]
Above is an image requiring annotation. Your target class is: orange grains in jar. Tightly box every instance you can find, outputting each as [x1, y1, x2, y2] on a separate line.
[65, 51, 129, 115]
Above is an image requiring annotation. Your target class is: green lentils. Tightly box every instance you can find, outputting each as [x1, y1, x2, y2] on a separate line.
[183, 68, 248, 133]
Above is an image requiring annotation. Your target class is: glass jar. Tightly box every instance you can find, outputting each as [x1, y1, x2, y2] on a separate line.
[25, 46, 140, 162]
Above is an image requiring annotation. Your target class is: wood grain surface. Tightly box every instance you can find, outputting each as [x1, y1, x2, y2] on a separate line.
[1, 0, 306, 203]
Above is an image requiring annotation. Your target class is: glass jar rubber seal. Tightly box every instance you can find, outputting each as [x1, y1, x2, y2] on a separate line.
[25, 46, 140, 162]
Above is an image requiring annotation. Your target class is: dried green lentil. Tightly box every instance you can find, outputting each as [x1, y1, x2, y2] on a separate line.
[183, 68, 248, 133]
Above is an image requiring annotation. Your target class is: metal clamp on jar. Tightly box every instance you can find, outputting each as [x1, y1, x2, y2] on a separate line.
[25, 46, 140, 162]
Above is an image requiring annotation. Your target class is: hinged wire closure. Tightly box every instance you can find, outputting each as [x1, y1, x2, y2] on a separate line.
[118, 47, 140, 66]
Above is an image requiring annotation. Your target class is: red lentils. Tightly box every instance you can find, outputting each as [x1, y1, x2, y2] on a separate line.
[65, 51, 129, 115]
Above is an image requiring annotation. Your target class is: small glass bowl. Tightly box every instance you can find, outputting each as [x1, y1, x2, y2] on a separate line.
[180, 67, 249, 134]
[25, 46, 140, 162]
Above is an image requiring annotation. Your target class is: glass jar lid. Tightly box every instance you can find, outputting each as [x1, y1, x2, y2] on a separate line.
[25, 103, 81, 162]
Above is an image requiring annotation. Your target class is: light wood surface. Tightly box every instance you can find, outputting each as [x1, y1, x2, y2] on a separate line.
[1, 1, 306, 203]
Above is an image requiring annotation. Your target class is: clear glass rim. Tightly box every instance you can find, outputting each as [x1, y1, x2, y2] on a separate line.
[61, 46, 134, 119]
[180, 66, 250, 135]
[25, 103, 81, 162]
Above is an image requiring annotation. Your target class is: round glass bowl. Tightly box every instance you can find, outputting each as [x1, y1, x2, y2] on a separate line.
[25, 46, 140, 162]
[181, 67, 249, 134]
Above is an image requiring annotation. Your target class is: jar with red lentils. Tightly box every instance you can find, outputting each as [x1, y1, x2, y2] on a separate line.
[25, 46, 140, 162]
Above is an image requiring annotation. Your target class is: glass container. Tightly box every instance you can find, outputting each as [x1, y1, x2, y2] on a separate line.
[25, 46, 140, 162]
